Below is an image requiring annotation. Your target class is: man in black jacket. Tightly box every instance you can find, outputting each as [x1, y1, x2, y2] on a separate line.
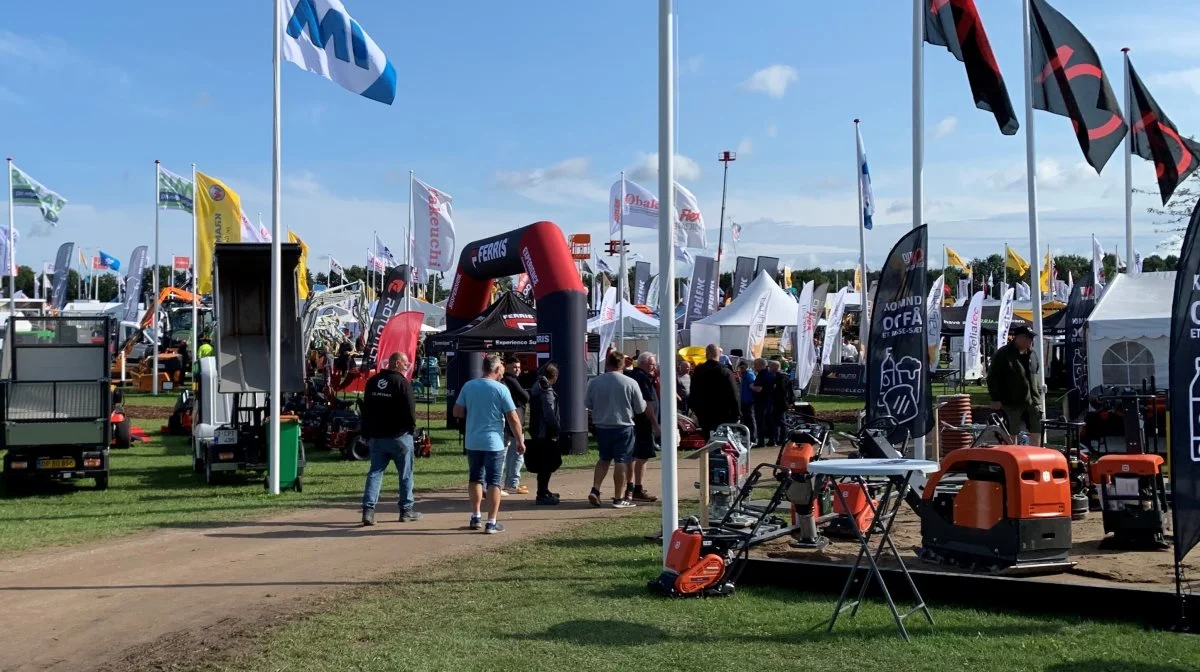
[688, 344, 741, 437]
[359, 352, 421, 526]
[501, 355, 531, 495]
[987, 326, 1043, 446]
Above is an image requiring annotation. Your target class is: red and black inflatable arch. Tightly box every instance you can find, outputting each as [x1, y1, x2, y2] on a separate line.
[445, 221, 588, 455]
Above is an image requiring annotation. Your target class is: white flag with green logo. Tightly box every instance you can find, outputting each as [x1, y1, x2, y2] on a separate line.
[158, 166, 194, 214]
[10, 163, 67, 226]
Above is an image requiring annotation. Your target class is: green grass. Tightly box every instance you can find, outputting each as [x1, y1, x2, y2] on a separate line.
[211, 513, 1199, 672]
[0, 415, 597, 555]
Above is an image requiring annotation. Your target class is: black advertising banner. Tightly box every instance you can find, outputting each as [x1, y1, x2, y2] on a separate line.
[121, 245, 148, 323]
[686, 255, 718, 324]
[632, 261, 651, 305]
[731, 256, 756, 300]
[819, 363, 866, 398]
[1168, 198, 1200, 565]
[51, 242, 73, 310]
[755, 256, 779, 283]
[1064, 279, 1095, 419]
[362, 264, 411, 370]
[866, 225, 932, 438]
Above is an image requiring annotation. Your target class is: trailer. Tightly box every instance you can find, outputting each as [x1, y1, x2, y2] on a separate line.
[192, 243, 306, 489]
[1, 316, 115, 491]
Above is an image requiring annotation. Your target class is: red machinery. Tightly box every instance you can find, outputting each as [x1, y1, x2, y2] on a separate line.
[919, 447, 1073, 571]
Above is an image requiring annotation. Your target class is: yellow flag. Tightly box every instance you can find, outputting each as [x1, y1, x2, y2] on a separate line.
[195, 172, 244, 294]
[1040, 250, 1053, 293]
[782, 266, 793, 289]
[1005, 245, 1030, 276]
[945, 247, 968, 269]
[854, 265, 862, 292]
[288, 230, 310, 300]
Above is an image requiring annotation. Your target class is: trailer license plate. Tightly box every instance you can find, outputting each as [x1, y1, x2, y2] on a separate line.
[38, 459, 76, 469]
[215, 429, 237, 445]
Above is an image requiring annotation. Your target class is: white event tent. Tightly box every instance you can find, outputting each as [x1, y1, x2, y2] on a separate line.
[690, 271, 797, 354]
[1086, 271, 1173, 388]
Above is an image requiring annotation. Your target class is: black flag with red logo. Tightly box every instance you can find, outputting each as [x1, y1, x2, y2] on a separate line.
[362, 264, 411, 371]
[925, 0, 1018, 136]
[1029, 0, 1127, 173]
[1128, 58, 1200, 205]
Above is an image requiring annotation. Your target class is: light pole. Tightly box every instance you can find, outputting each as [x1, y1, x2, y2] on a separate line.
[716, 151, 736, 272]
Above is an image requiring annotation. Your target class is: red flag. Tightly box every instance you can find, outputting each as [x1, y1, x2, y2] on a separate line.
[1127, 56, 1200, 205]
[925, 0, 1018, 136]
[1029, 0, 1127, 173]
[375, 311, 424, 380]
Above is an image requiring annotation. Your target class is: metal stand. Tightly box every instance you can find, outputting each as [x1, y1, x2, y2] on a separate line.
[826, 472, 934, 641]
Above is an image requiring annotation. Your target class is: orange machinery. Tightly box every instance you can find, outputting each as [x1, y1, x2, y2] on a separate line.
[918, 446, 1073, 571]
[1090, 454, 1169, 549]
[114, 287, 202, 392]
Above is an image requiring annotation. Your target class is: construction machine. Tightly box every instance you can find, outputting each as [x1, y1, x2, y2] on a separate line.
[113, 287, 212, 392]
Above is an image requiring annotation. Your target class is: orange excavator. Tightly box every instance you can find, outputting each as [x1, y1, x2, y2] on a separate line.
[114, 287, 207, 392]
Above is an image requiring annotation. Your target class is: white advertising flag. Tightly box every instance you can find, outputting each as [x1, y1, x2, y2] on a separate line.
[926, 274, 944, 372]
[597, 287, 619, 356]
[412, 177, 456, 273]
[794, 281, 818, 387]
[821, 287, 849, 366]
[673, 181, 707, 249]
[747, 291, 772, 359]
[996, 287, 1016, 345]
[278, 0, 397, 105]
[609, 177, 658, 235]
[964, 291, 985, 376]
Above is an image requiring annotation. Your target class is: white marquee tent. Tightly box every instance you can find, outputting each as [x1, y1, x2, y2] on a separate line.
[1086, 271, 1173, 388]
[690, 271, 797, 354]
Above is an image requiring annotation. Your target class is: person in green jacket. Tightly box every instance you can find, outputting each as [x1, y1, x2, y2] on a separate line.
[986, 325, 1043, 446]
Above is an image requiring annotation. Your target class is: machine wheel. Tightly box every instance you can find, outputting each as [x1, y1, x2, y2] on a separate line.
[192, 454, 204, 474]
[114, 418, 133, 449]
[348, 436, 370, 461]
[95, 474, 109, 491]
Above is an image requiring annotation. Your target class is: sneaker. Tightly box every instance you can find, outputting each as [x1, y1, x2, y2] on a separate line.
[485, 521, 504, 534]
[588, 488, 602, 508]
[632, 488, 658, 503]
[535, 493, 560, 506]
[512, 485, 529, 495]
[399, 510, 423, 522]
[499, 489, 509, 497]
[469, 515, 482, 530]
[361, 509, 376, 526]
[611, 499, 637, 509]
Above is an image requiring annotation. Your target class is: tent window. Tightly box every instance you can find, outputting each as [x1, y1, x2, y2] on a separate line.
[1100, 340, 1155, 387]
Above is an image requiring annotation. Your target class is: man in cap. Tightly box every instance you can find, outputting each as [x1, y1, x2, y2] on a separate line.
[987, 325, 1043, 446]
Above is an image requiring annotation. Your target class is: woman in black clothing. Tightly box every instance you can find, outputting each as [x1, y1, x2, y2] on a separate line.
[525, 363, 561, 505]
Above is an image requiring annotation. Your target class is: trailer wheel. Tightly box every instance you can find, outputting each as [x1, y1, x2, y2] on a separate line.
[114, 418, 132, 449]
[95, 474, 109, 491]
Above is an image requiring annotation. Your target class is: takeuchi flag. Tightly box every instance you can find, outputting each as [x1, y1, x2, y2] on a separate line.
[411, 176, 456, 274]
[279, 0, 397, 105]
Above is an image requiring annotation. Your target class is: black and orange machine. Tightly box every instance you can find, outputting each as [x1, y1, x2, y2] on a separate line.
[918, 447, 1074, 572]
[652, 424, 834, 597]
[1089, 453, 1169, 549]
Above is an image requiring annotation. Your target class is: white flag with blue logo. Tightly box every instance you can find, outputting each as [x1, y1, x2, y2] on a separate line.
[856, 125, 875, 230]
[279, 0, 397, 105]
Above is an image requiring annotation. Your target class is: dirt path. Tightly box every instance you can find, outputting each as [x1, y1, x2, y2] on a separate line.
[0, 460, 684, 672]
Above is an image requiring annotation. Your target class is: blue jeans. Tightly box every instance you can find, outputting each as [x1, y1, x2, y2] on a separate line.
[361, 434, 415, 512]
[467, 449, 505, 487]
[595, 426, 635, 464]
[503, 434, 524, 489]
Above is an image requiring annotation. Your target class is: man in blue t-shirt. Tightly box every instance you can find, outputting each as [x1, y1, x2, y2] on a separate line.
[453, 354, 524, 534]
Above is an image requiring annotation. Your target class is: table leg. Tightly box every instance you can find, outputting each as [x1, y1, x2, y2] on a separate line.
[826, 476, 872, 635]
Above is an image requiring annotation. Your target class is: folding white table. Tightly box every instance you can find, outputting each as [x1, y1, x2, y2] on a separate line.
[808, 458, 940, 641]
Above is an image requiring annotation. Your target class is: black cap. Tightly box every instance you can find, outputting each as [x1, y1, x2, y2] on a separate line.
[1010, 325, 1037, 338]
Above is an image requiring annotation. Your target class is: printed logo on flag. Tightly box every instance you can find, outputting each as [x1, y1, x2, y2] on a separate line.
[209, 185, 226, 201]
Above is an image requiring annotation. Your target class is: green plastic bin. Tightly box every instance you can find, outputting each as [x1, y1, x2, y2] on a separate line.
[270, 415, 305, 492]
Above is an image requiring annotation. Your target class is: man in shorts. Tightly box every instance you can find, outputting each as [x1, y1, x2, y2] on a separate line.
[623, 351, 660, 502]
[453, 354, 525, 533]
[987, 325, 1043, 446]
[584, 350, 646, 508]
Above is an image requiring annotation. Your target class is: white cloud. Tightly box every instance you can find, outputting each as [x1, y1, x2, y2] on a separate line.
[493, 156, 607, 205]
[765, 122, 778, 138]
[736, 137, 754, 156]
[682, 55, 703, 74]
[977, 158, 1095, 192]
[628, 152, 702, 182]
[1148, 68, 1200, 96]
[0, 29, 131, 88]
[740, 65, 798, 99]
[933, 116, 958, 140]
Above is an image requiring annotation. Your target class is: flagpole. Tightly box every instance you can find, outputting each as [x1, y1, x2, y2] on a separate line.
[1022, 0, 1047, 415]
[911, 0, 927, 462]
[407, 171, 414, 312]
[618, 170, 626, 353]
[268, 0, 283, 496]
[1122, 48, 1134, 276]
[6, 158, 13, 305]
[855, 119, 868, 352]
[191, 162, 198, 379]
[153, 160, 161, 396]
[657, 0, 678, 564]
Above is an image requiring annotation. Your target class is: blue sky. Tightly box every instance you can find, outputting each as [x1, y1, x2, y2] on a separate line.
[3, 0, 1200, 278]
